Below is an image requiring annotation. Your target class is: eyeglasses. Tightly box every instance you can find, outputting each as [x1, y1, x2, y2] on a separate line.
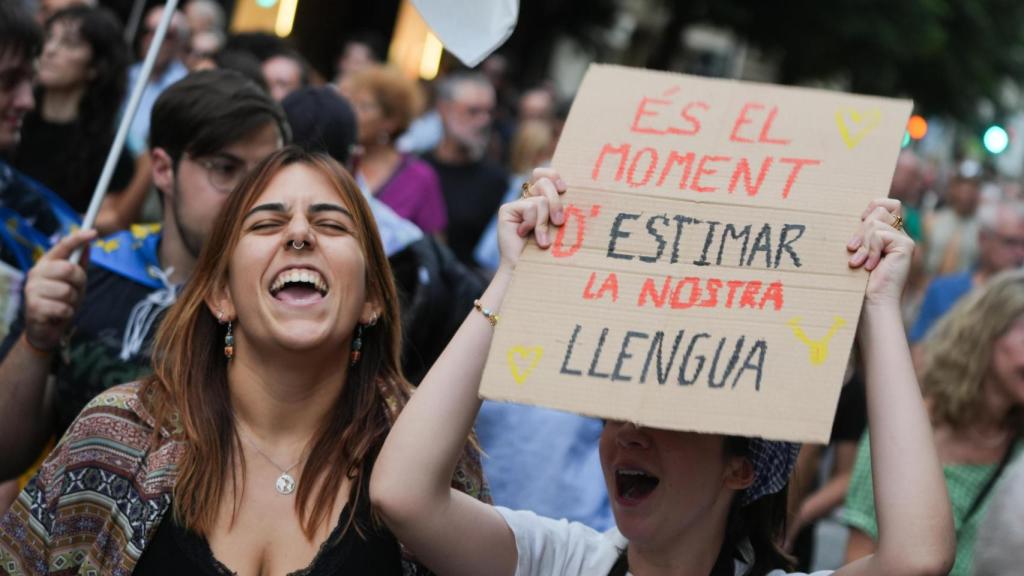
[185, 154, 253, 192]
[454, 102, 494, 118]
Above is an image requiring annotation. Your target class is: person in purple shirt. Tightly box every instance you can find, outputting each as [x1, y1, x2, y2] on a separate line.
[349, 65, 447, 235]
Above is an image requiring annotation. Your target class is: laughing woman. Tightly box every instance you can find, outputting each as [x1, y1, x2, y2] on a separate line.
[0, 147, 486, 575]
[370, 169, 955, 576]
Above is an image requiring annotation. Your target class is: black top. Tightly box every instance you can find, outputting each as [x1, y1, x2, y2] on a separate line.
[830, 371, 867, 444]
[13, 112, 134, 213]
[422, 152, 507, 267]
[135, 500, 406, 576]
[389, 236, 484, 383]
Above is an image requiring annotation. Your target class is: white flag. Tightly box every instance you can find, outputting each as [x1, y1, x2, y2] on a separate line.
[412, 0, 518, 67]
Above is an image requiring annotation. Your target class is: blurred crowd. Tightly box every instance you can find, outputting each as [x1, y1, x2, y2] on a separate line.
[0, 1, 1022, 575]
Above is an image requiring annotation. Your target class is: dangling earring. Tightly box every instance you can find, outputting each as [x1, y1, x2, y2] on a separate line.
[224, 321, 235, 359]
[350, 323, 364, 366]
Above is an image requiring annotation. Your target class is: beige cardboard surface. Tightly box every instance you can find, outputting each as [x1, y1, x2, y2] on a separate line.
[480, 64, 912, 443]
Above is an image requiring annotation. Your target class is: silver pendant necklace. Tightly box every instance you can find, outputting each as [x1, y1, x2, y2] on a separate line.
[236, 426, 304, 495]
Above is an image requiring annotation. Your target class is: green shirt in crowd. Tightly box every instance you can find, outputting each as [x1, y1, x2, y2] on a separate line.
[842, 432, 1019, 576]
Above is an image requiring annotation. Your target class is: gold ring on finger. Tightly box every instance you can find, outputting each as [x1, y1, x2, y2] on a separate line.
[892, 214, 905, 232]
[520, 181, 531, 199]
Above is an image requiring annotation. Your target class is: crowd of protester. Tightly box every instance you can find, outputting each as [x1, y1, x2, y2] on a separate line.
[0, 0, 1021, 575]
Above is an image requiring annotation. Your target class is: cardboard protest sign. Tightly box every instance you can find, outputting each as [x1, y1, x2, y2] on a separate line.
[479, 64, 912, 443]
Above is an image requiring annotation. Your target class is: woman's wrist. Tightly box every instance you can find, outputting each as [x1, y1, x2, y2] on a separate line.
[472, 265, 515, 322]
[492, 264, 516, 286]
[862, 298, 901, 316]
[21, 332, 56, 357]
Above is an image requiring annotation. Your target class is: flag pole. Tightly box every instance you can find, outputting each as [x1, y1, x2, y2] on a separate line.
[72, 0, 180, 263]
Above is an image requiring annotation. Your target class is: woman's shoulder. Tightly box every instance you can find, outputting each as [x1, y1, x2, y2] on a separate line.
[51, 380, 181, 477]
[74, 380, 160, 432]
[494, 506, 614, 541]
[81, 380, 144, 409]
[5, 381, 180, 576]
[495, 507, 623, 576]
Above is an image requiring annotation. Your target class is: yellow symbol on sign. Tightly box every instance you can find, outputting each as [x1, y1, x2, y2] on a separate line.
[95, 238, 120, 253]
[834, 108, 881, 149]
[507, 346, 544, 385]
[788, 316, 846, 366]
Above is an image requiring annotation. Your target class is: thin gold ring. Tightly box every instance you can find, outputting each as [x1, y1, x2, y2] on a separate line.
[892, 214, 905, 232]
[520, 181, 531, 199]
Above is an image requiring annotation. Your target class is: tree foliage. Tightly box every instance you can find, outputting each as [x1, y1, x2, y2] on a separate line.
[505, 0, 618, 84]
[649, 0, 1024, 122]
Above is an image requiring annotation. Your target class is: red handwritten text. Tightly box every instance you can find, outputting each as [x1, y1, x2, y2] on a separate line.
[636, 276, 784, 311]
[553, 203, 602, 258]
[729, 102, 790, 145]
[593, 143, 820, 200]
[630, 87, 709, 136]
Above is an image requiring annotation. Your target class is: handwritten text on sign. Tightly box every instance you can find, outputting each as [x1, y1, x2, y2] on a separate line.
[481, 65, 911, 443]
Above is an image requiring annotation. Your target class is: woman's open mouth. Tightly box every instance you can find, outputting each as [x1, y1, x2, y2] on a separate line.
[269, 268, 329, 304]
[615, 468, 660, 504]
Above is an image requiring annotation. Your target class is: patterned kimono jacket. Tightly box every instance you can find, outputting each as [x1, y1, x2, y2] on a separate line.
[0, 382, 489, 575]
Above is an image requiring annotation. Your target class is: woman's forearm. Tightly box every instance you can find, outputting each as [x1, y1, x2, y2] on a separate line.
[858, 302, 953, 573]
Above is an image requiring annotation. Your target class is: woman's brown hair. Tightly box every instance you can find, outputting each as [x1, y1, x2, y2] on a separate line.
[144, 146, 411, 539]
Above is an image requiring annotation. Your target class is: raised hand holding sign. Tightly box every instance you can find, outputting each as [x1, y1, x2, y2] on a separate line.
[480, 64, 912, 443]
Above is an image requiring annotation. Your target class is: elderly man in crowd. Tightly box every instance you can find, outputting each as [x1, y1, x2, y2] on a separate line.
[423, 72, 508, 267]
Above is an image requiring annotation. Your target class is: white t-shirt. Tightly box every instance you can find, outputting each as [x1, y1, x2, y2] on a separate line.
[496, 507, 835, 576]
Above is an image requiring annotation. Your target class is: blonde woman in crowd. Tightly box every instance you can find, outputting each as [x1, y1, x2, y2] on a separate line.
[845, 269, 1024, 576]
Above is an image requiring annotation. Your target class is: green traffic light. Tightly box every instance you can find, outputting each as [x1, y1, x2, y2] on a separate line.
[983, 125, 1009, 154]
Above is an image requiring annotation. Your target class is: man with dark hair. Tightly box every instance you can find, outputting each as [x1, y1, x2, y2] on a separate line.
[0, 70, 287, 480]
[0, 0, 39, 152]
